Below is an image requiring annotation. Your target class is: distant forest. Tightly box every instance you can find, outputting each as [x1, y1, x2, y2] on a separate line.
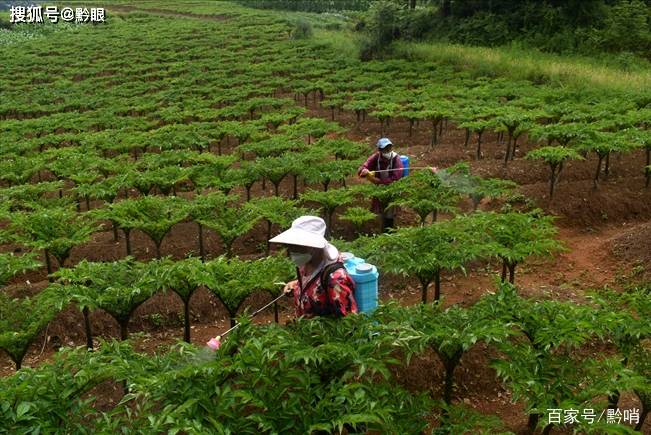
[422, 0, 651, 58]
[240, 0, 651, 59]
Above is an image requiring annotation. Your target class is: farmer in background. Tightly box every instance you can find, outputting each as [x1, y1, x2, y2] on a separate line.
[269, 215, 358, 318]
[358, 137, 404, 231]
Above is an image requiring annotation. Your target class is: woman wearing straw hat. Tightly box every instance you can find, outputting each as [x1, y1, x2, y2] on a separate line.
[358, 137, 404, 232]
[269, 215, 358, 318]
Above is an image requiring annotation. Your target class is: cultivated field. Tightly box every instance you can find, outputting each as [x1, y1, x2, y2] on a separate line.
[1, 1, 649, 433]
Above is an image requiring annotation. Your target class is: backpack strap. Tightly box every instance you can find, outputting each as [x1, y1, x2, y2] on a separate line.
[320, 261, 346, 315]
[320, 261, 346, 293]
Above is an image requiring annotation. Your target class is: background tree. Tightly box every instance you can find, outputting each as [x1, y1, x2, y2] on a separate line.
[0, 181, 66, 212]
[0, 286, 66, 370]
[7, 207, 97, 275]
[389, 169, 461, 224]
[339, 206, 377, 237]
[300, 188, 354, 238]
[279, 117, 344, 144]
[473, 211, 564, 284]
[255, 155, 296, 197]
[200, 256, 288, 328]
[441, 162, 517, 211]
[189, 192, 231, 260]
[193, 195, 260, 257]
[54, 258, 159, 343]
[0, 252, 42, 288]
[578, 131, 633, 188]
[624, 128, 651, 188]
[379, 301, 512, 405]
[525, 146, 583, 198]
[482, 284, 640, 434]
[152, 257, 205, 343]
[246, 196, 310, 255]
[247, 255, 295, 323]
[357, 218, 490, 302]
[494, 107, 532, 165]
[303, 159, 358, 192]
[94, 196, 189, 258]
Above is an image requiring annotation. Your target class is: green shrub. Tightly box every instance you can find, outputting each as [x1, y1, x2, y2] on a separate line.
[290, 18, 313, 40]
[601, 0, 651, 56]
[358, 0, 402, 60]
[400, 7, 436, 40]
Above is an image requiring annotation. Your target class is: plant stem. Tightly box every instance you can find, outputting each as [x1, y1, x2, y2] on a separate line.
[476, 131, 483, 160]
[528, 413, 540, 433]
[433, 270, 441, 301]
[198, 222, 205, 260]
[594, 153, 604, 188]
[501, 260, 507, 282]
[292, 174, 298, 199]
[266, 220, 272, 256]
[44, 249, 52, 276]
[119, 319, 129, 340]
[645, 146, 650, 188]
[183, 299, 191, 343]
[504, 134, 512, 165]
[124, 229, 132, 256]
[635, 404, 648, 431]
[442, 353, 461, 404]
[508, 263, 516, 284]
[11, 354, 22, 371]
[420, 278, 429, 304]
[83, 306, 93, 351]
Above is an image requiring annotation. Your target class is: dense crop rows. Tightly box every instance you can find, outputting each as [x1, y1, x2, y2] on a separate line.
[1, 2, 650, 433]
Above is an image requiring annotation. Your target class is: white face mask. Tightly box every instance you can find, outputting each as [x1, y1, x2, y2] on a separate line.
[381, 151, 392, 159]
[290, 252, 312, 266]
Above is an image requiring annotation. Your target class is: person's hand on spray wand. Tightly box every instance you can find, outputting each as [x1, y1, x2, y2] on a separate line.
[283, 280, 298, 297]
[359, 168, 378, 183]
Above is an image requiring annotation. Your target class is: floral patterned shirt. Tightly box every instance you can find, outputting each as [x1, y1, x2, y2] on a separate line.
[291, 257, 358, 318]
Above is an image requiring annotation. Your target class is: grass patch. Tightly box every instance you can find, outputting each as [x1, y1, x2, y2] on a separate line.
[392, 41, 651, 92]
[313, 28, 360, 59]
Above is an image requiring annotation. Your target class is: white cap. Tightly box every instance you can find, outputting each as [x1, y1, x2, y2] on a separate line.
[269, 216, 339, 261]
[376, 137, 393, 149]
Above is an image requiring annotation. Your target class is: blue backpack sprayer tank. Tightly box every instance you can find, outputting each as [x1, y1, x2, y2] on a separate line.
[342, 252, 379, 314]
[400, 155, 409, 177]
